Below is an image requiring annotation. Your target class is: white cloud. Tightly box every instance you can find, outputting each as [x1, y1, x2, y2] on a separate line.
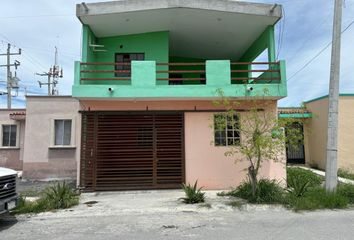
[0, 0, 353, 108]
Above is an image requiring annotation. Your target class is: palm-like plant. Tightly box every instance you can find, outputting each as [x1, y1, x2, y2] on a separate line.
[181, 181, 205, 204]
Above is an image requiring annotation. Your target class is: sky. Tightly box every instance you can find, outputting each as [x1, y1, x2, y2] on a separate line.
[0, 0, 353, 108]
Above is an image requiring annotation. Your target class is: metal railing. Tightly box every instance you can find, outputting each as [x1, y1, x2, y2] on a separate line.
[78, 61, 281, 84]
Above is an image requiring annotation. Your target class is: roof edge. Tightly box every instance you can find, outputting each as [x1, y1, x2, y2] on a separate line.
[77, 0, 282, 19]
[304, 93, 354, 104]
[25, 95, 73, 99]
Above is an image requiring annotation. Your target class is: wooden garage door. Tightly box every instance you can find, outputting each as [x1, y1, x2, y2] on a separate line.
[80, 112, 184, 191]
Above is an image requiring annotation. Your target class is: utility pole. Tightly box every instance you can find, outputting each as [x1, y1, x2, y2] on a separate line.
[37, 47, 63, 95]
[325, 0, 343, 192]
[0, 43, 21, 109]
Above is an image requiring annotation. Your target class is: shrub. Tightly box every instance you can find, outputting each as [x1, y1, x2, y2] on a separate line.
[338, 169, 354, 181]
[12, 182, 79, 214]
[286, 187, 348, 211]
[230, 179, 284, 204]
[287, 167, 323, 188]
[286, 174, 310, 197]
[12, 196, 50, 214]
[338, 184, 354, 204]
[42, 182, 79, 209]
[181, 181, 205, 204]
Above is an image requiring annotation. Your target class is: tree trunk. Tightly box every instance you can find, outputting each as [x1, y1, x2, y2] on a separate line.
[248, 165, 258, 197]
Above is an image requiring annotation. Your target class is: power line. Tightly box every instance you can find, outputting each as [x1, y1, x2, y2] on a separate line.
[287, 11, 332, 64]
[276, 7, 285, 60]
[288, 18, 354, 82]
[0, 14, 74, 19]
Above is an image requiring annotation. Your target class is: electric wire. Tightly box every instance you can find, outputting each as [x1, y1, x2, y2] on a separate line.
[288, 18, 354, 82]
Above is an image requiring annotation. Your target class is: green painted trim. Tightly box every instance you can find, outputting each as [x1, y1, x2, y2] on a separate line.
[73, 59, 287, 98]
[279, 60, 287, 96]
[206, 60, 231, 86]
[72, 83, 286, 99]
[279, 113, 313, 119]
[304, 93, 354, 104]
[82, 25, 96, 62]
[239, 26, 276, 62]
[268, 25, 276, 62]
[74, 61, 80, 86]
[132, 61, 156, 87]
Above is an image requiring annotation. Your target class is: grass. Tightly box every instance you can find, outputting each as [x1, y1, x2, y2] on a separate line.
[285, 187, 348, 211]
[12, 182, 79, 215]
[286, 167, 323, 197]
[218, 167, 354, 211]
[224, 179, 285, 204]
[287, 167, 323, 187]
[337, 184, 354, 204]
[338, 169, 354, 181]
[198, 203, 212, 209]
[226, 200, 243, 209]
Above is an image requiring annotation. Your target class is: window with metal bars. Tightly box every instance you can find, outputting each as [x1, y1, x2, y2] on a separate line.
[214, 114, 240, 146]
[115, 53, 145, 77]
[2, 124, 17, 147]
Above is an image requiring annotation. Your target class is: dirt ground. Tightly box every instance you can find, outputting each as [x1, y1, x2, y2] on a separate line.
[1, 190, 354, 239]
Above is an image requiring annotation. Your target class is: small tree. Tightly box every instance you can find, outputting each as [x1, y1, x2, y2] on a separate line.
[213, 90, 302, 197]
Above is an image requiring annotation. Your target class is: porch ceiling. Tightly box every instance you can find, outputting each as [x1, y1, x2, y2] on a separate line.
[77, 0, 282, 60]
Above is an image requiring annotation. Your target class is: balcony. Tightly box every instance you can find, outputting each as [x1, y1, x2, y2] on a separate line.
[72, 60, 287, 99]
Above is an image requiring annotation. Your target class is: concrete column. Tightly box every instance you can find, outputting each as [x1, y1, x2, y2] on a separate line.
[131, 61, 156, 87]
[206, 60, 231, 86]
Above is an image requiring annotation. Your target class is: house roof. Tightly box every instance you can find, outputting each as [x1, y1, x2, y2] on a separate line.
[77, 0, 282, 60]
[304, 93, 354, 104]
[278, 107, 312, 119]
[9, 111, 26, 121]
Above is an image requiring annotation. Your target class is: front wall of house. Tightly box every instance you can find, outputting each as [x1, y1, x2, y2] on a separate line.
[184, 104, 286, 190]
[0, 110, 25, 170]
[305, 96, 354, 172]
[338, 97, 354, 172]
[80, 99, 285, 190]
[304, 98, 329, 170]
[22, 97, 81, 180]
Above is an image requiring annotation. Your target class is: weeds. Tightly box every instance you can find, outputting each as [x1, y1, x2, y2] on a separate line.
[285, 187, 348, 211]
[337, 184, 354, 204]
[12, 182, 79, 214]
[287, 167, 323, 187]
[198, 203, 212, 209]
[218, 168, 354, 211]
[181, 181, 205, 204]
[226, 200, 243, 209]
[226, 179, 285, 204]
[338, 169, 354, 181]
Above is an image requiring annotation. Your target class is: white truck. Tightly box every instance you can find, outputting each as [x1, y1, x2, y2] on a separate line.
[0, 167, 18, 215]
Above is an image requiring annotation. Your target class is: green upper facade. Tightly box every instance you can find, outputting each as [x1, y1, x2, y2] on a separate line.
[73, 0, 287, 99]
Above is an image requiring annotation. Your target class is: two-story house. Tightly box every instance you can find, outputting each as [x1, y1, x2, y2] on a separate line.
[71, 0, 287, 191]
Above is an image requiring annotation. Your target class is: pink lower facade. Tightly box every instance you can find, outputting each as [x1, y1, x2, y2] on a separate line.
[0, 97, 286, 190]
[79, 99, 286, 190]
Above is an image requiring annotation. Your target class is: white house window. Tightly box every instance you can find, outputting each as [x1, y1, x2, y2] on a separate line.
[2, 125, 17, 147]
[214, 114, 240, 146]
[54, 120, 72, 145]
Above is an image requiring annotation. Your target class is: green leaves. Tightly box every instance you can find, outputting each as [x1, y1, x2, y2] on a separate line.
[227, 179, 285, 204]
[180, 181, 205, 204]
[12, 181, 79, 214]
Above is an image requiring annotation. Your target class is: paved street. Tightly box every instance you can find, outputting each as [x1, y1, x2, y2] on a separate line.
[1, 190, 354, 240]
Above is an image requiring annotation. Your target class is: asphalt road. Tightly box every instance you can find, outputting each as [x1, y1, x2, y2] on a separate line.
[1, 191, 354, 240]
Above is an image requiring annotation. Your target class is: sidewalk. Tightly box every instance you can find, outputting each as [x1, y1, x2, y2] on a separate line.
[296, 166, 354, 185]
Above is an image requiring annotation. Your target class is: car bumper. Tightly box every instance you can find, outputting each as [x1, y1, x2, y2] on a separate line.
[0, 194, 19, 215]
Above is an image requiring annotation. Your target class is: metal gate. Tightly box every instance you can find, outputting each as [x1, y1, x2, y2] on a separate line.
[80, 112, 184, 191]
[285, 122, 305, 164]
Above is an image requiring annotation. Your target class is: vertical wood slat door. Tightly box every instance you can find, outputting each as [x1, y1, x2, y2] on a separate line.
[80, 112, 184, 191]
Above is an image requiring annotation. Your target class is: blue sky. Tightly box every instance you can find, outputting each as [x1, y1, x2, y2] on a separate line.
[0, 0, 353, 108]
